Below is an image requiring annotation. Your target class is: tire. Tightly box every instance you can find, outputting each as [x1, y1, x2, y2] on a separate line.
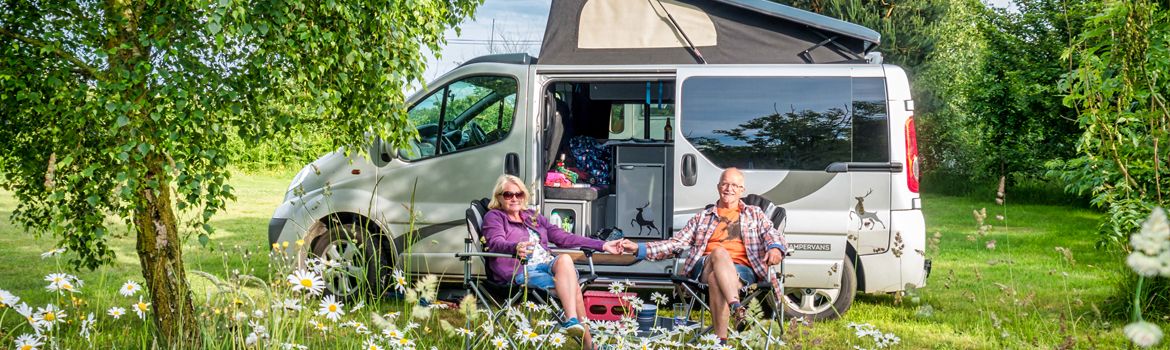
[309, 218, 390, 301]
[778, 258, 857, 321]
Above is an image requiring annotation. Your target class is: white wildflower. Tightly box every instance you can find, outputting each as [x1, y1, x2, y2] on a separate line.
[350, 300, 365, 312]
[108, 307, 126, 319]
[490, 336, 509, 349]
[133, 297, 151, 319]
[40, 248, 65, 259]
[547, 333, 566, 348]
[33, 304, 65, 330]
[1127, 253, 1163, 277]
[14, 334, 43, 350]
[0, 289, 19, 307]
[392, 269, 408, 292]
[287, 269, 325, 295]
[608, 281, 626, 294]
[362, 339, 383, 350]
[651, 292, 669, 306]
[1125, 321, 1164, 348]
[317, 295, 345, 321]
[119, 281, 142, 297]
[80, 313, 96, 340]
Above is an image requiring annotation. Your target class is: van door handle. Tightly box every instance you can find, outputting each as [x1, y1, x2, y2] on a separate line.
[505, 153, 520, 176]
[825, 162, 904, 173]
[682, 153, 697, 186]
[619, 165, 634, 170]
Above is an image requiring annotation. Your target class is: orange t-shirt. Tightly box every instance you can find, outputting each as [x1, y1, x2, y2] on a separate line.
[704, 204, 751, 266]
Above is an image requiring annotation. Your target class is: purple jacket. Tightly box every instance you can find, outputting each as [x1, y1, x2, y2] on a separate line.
[481, 208, 605, 284]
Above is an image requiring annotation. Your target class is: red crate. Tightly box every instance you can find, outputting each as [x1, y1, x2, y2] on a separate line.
[583, 290, 635, 321]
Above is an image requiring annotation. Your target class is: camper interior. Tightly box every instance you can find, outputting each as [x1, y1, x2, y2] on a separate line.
[540, 80, 677, 243]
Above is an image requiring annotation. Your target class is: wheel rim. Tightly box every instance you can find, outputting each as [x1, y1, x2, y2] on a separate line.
[322, 238, 365, 297]
[783, 287, 840, 315]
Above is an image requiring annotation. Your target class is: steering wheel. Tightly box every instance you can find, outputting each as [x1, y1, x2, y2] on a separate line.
[439, 136, 456, 154]
[467, 121, 488, 146]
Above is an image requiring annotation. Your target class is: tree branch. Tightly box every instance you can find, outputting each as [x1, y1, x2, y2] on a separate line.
[0, 27, 101, 81]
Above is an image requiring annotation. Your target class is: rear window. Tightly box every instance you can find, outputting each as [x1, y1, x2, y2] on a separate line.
[680, 76, 889, 170]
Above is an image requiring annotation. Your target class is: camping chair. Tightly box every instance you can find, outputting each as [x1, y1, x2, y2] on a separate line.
[671, 194, 789, 349]
[455, 198, 600, 348]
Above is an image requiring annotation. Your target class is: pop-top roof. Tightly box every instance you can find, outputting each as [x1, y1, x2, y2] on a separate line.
[538, 0, 881, 65]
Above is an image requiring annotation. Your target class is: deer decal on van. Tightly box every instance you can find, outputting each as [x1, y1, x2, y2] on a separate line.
[631, 202, 660, 235]
[849, 189, 886, 230]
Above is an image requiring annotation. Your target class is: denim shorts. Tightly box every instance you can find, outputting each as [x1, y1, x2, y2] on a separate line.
[691, 256, 757, 285]
[514, 259, 557, 290]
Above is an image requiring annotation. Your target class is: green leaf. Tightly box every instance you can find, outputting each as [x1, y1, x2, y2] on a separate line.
[115, 115, 129, 128]
[198, 233, 210, 247]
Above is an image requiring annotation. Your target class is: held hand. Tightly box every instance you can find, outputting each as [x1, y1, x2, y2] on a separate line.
[620, 239, 639, 254]
[601, 240, 623, 255]
[765, 248, 784, 265]
[515, 241, 531, 258]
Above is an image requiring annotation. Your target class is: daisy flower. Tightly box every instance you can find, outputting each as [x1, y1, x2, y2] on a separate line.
[134, 297, 151, 319]
[383, 327, 403, 340]
[33, 304, 65, 330]
[651, 292, 669, 306]
[392, 269, 407, 292]
[14, 334, 43, 350]
[40, 248, 65, 259]
[80, 313, 96, 340]
[287, 269, 325, 295]
[309, 319, 330, 332]
[394, 337, 415, 348]
[547, 333, 566, 348]
[317, 295, 345, 321]
[700, 333, 720, 344]
[119, 281, 142, 297]
[350, 300, 365, 312]
[490, 336, 509, 349]
[455, 328, 474, 337]
[517, 328, 542, 344]
[608, 281, 626, 294]
[276, 298, 302, 311]
[363, 339, 383, 350]
[108, 306, 126, 319]
[44, 273, 80, 293]
[0, 289, 19, 307]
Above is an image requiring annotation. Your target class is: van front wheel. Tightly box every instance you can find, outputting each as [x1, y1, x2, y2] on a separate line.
[309, 219, 389, 300]
[780, 258, 856, 320]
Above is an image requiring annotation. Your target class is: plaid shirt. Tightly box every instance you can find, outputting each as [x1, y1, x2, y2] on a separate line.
[639, 200, 788, 298]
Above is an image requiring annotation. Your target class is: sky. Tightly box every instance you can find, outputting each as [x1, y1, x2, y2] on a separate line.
[418, 0, 1016, 91]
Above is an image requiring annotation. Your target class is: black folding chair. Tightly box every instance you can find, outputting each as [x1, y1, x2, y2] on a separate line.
[672, 194, 788, 349]
[455, 198, 599, 349]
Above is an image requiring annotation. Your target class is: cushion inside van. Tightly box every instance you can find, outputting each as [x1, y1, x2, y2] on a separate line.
[544, 185, 611, 201]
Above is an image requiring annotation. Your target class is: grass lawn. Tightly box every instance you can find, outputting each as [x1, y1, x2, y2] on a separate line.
[0, 169, 1161, 349]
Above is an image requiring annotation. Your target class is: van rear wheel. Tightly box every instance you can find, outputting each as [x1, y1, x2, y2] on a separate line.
[780, 258, 856, 320]
[309, 219, 389, 300]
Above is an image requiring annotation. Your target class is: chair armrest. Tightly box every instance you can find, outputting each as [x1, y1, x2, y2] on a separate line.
[455, 252, 515, 259]
[579, 247, 597, 257]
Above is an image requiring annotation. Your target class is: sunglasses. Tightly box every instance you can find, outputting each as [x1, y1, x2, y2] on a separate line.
[499, 191, 525, 200]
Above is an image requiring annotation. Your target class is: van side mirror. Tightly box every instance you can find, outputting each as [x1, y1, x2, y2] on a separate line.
[369, 136, 396, 167]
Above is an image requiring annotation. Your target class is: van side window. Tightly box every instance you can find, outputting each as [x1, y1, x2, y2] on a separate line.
[401, 76, 518, 161]
[607, 103, 675, 140]
[851, 77, 889, 162]
[680, 76, 889, 170]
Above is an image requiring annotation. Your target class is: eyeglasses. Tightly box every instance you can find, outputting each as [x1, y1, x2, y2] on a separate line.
[499, 191, 525, 200]
[718, 182, 744, 190]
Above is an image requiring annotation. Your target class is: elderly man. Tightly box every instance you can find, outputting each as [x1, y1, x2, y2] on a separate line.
[621, 167, 786, 343]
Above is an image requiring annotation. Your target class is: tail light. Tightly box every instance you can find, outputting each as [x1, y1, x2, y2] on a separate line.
[905, 116, 920, 193]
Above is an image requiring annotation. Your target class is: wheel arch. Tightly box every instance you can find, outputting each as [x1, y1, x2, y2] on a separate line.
[846, 242, 866, 293]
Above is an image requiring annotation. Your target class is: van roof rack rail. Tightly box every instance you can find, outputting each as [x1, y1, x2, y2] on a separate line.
[458, 53, 537, 68]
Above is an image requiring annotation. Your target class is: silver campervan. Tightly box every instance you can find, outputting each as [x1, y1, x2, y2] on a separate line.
[268, 0, 928, 320]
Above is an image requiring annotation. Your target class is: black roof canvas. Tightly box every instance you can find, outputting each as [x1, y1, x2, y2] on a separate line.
[538, 0, 881, 65]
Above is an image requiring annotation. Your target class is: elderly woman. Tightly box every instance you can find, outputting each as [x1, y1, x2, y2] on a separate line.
[481, 174, 622, 347]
